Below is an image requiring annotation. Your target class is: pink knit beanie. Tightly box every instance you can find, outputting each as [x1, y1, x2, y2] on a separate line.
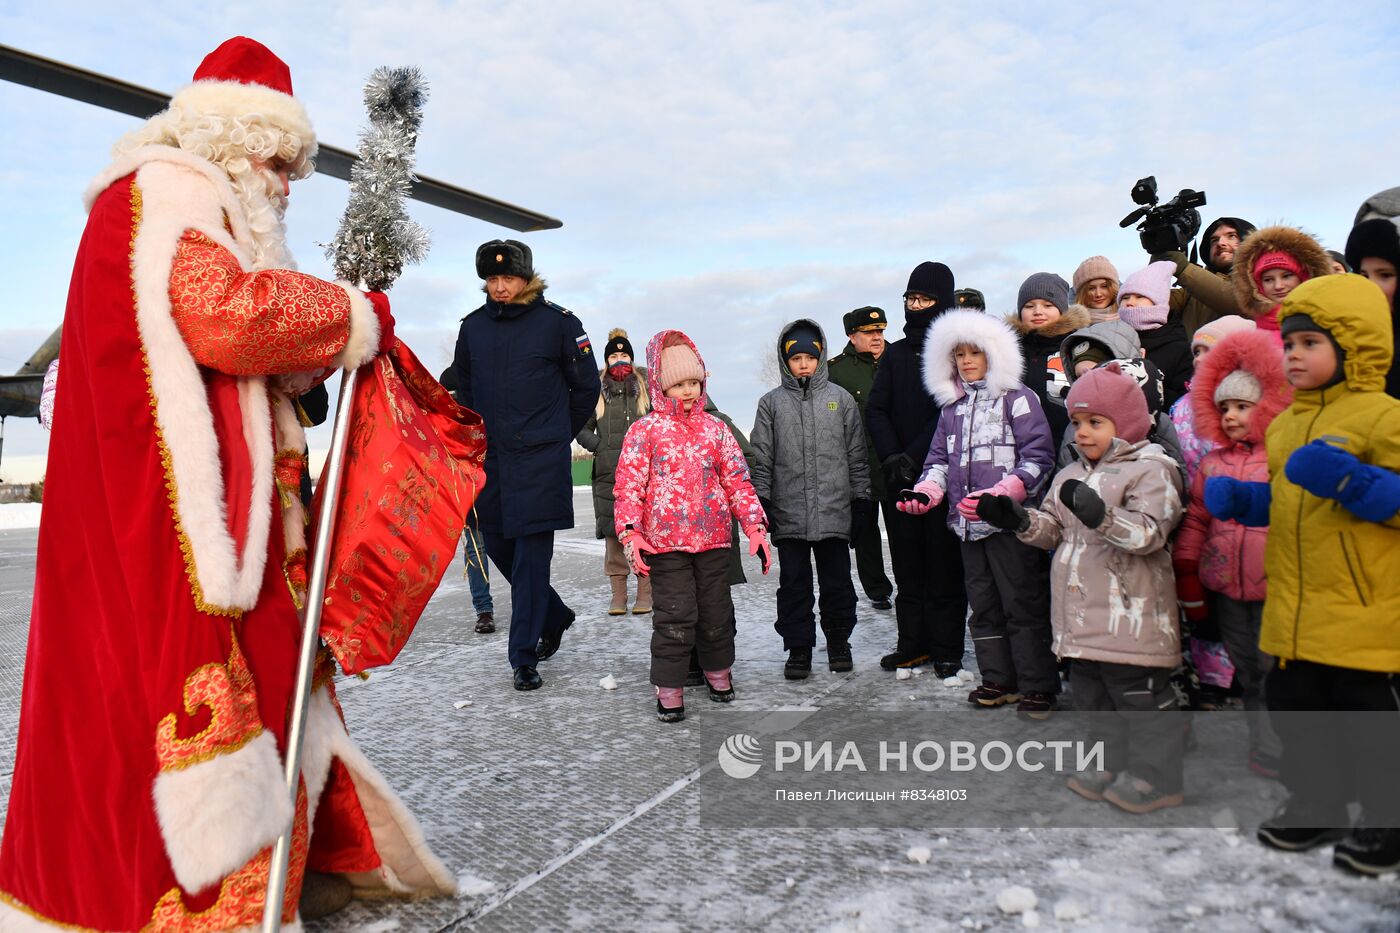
[1116, 260, 1177, 330]
[659, 343, 705, 392]
[1072, 256, 1120, 291]
[1064, 362, 1152, 444]
[1190, 314, 1255, 352]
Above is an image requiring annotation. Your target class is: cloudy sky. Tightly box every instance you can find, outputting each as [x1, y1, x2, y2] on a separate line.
[1, 2, 1397, 475]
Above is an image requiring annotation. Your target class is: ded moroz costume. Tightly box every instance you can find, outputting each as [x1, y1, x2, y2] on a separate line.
[0, 38, 454, 931]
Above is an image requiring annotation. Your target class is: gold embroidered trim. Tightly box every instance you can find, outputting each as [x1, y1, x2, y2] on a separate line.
[130, 182, 242, 619]
[0, 890, 101, 932]
[154, 626, 263, 773]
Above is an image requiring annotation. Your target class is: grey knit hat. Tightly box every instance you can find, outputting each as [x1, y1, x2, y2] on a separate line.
[1214, 370, 1263, 406]
[1017, 272, 1071, 314]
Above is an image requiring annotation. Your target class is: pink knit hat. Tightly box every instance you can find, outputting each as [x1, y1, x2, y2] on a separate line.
[1190, 314, 1255, 352]
[658, 343, 705, 392]
[1072, 256, 1120, 291]
[1064, 362, 1152, 444]
[1251, 250, 1309, 290]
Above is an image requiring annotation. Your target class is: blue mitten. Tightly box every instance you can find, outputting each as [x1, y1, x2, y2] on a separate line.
[1204, 476, 1271, 527]
[1286, 440, 1400, 522]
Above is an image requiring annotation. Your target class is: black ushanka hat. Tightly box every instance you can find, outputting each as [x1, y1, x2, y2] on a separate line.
[476, 239, 534, 280]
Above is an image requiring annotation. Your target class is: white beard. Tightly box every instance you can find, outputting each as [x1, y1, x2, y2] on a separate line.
[229, 165, 297, 271]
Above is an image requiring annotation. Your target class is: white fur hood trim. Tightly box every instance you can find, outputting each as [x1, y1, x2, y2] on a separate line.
[921, 309, 1026, 406]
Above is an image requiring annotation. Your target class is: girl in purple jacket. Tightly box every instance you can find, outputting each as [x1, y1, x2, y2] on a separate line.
[896, 309, 1058, 717]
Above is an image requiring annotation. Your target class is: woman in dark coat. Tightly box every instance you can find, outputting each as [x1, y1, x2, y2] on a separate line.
[577, 329, 652, 614]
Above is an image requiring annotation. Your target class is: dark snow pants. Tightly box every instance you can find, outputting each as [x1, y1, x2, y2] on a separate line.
[649, 549, 735, 688]
[774, 538, 857, 650]
[961, 532, 1057, 693]
[1265, 659, 1400, 826]
[1069, 660, 1184, 794]
[883, 499, 968, 664]
[483, 530, 572, 670]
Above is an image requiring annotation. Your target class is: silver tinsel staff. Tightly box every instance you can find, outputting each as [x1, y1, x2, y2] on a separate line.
[263, 67, 430, 933]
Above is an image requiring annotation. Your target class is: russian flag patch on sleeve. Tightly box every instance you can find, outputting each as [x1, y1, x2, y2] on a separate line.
[577, 334, 592, 355]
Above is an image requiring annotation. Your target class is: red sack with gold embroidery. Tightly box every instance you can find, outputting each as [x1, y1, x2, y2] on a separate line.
[313, 340, 486, 674]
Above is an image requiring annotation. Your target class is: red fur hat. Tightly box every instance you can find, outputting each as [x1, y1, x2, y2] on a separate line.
[1190, 329, 1292, 446]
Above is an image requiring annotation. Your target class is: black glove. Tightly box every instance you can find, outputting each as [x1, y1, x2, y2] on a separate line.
[758, 498, 777, 537]
[1059, 479, 1107, 529]
[849, 498, 873, 548]
[1150, 250, 1188, 276]
[975, 494, 1028, 533]
[882, 453, 917, 495]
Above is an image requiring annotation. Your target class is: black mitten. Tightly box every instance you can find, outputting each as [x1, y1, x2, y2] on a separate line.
[975, 494, 1029, 533]
[1059, 479, 1106, 529]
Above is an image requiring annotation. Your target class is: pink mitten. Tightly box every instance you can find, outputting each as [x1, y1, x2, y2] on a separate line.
[896, 481, 944, 515]
[623, 533, 658, 576]
[959, 475, 1027, 520]
[747, 529, 771, 575]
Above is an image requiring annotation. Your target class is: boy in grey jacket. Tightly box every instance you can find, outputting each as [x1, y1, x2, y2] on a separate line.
[751, 320, 872, 679]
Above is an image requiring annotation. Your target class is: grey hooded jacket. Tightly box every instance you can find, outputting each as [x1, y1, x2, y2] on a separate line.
[751, 319, 871, 542]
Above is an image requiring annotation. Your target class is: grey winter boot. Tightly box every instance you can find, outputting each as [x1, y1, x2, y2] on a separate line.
[299, 871, 353, 920]
[608, 576, 628, 616]
[632, 575, 653, 614]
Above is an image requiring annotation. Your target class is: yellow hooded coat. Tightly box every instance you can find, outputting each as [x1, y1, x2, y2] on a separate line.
[1262, 274, 1400, 671]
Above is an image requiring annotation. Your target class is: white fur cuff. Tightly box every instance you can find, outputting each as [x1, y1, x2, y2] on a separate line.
[334, 284, 380, 371]
[152, 731, 293, 894]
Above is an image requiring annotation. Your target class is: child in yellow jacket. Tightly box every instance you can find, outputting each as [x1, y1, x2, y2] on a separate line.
[1205, 274, 1400, 877]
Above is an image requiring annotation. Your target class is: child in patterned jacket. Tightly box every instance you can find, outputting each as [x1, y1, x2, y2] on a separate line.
[896, 309, 1058, 717]
[614, 330, 771, 723]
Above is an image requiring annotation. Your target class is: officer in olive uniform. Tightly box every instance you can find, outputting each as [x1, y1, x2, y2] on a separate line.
[451, 240, 600, 691]
[826, 306, 894, 610]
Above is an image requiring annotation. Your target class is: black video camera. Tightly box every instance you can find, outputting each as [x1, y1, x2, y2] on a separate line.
[1119, 176, 1207, 255]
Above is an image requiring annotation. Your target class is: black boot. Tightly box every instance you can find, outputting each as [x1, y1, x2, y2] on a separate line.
[685, 648, 705, 687]
[784, 647, 812, 680]
[1334, 829, 1400, 876]
[879, 647, 930, 671]
[826, 641, 853, 672]
[513, 665, 542, 691]
[536, 608, 576, 661]
[656, 698, 686, 723]
[933, 660, 963, 678]
[1257, 802, 1348, 852]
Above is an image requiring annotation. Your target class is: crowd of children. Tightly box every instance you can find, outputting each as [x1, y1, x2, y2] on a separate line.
[581, 211, 1399, 877]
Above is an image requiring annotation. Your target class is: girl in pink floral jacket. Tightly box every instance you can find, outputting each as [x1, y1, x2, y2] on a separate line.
[614, 330, 770, 722]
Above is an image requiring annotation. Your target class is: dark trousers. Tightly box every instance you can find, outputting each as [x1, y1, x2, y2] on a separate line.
[882, 499, 968, 664]
[650, 549, 735, 688]
[1266, 659, 1400, 826]
[1213, 596, 1279, 757]
[483, 530, 571, 669]
[962, 533, 1057, 693]
[851, 504, 892, 600]
[1069, 660, 1184, 794]
[774, 538, 857, 650]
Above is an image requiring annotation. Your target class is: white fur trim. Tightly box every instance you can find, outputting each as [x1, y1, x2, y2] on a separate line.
[152, 730, 292, 895]
[334, 286, 380, 370]
[170, 80, 315, 149]
[301, 686, 341, 820]
[921, 309, 1026, 406]
[129, 157, 273, 612]
[324, 716, 457, 897]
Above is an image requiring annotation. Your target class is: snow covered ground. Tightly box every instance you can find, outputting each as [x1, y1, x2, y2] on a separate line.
[0, 489, 1395, 931]
[0, 503, 40, 530]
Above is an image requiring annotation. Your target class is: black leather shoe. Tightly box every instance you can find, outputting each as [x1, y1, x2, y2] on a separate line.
[1334, 828, 1400, 876]
[536, 608, 576, 661]
[933, 660, 963, 678]
[871, 597, 892, 611]
[513, 665, 542, 691]
[784, 647, 813, 680]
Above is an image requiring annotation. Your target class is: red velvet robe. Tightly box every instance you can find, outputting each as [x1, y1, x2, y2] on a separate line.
[0, 148, 453, 931]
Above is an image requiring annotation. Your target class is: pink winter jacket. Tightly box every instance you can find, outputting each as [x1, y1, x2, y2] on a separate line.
[1172, 329, 1291, 603]
[1175, 443, 1270, 601]
[613, 331, 765, 553]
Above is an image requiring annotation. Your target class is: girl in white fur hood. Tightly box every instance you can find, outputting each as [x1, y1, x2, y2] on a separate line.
[896, 309, 1059, 717]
